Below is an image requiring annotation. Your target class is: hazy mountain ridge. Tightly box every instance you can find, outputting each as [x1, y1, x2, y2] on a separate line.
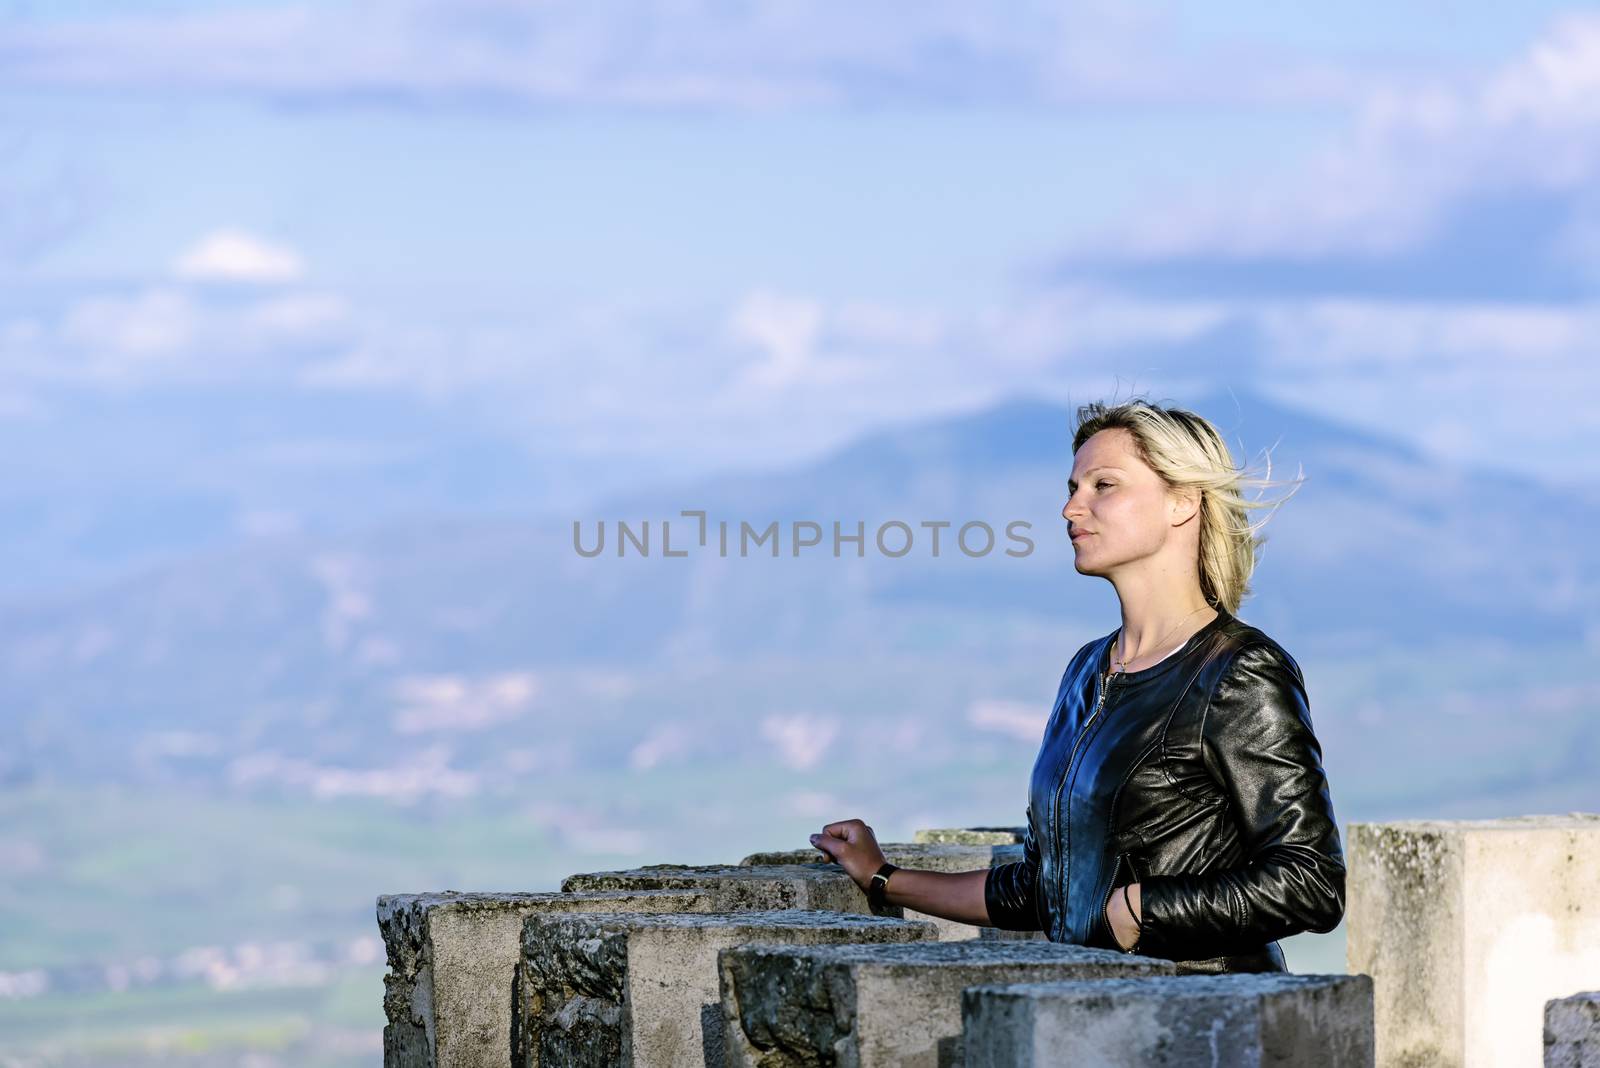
[2, 389, 1595, 800]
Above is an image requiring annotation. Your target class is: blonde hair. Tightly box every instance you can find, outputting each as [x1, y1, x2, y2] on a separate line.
[1071, 397, 1303, 616]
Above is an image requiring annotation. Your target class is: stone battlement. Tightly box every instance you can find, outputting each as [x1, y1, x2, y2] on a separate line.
[379, 817, 1600, 1067]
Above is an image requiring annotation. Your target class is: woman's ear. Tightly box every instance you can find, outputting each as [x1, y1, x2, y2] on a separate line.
[1169, 486, 1202, 527]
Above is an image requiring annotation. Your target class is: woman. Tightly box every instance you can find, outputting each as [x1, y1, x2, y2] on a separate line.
[810, 398, 1346, 972]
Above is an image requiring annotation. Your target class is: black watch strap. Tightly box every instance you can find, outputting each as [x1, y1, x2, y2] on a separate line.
[866, 862, 899, 909]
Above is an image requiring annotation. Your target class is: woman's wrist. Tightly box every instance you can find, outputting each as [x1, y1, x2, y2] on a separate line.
[1120, 882, 1143, 951]
[866, 862, 899, 909]
[1109, 881, 1143, 951]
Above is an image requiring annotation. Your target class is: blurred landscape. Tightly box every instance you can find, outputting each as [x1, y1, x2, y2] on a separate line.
[4, 1, 1600, 1064]
[4, 388, 1598, 1065]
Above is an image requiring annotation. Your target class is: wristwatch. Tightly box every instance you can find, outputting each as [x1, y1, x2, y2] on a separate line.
[866, 863, 899, 910]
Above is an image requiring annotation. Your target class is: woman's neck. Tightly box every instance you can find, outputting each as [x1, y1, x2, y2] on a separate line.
[1112, 602, 1218, 671]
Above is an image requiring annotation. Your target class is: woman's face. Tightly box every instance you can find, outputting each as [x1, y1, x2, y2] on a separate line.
[1062, 427, 1190, 576]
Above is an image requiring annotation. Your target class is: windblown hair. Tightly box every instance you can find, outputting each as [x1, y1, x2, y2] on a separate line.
[1071, 398, 1303, 616]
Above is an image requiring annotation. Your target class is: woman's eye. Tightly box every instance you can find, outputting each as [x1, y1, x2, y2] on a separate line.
[1096, 481, 1112, 489]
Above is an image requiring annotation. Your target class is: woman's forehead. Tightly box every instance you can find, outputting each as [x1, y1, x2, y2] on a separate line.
[1072, 428, 1142, 473]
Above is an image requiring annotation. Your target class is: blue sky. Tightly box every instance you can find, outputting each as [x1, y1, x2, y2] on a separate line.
[2, 1, 1599, 590]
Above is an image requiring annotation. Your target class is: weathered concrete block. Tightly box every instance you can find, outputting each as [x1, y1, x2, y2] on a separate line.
[962, 973, 1374, 1067]
[739, 848, 862, 866]
[739, 842, 1022, 872]
[733, 844, 1039, 943]
[720, 938, 1175, 1067]
[378, 889, 711, 1068]
[1348, 814, 1600, 1068]
[515, 909, 936, 1068]
[562, 864, 874, 916]
[912, 827, 1026, 846]
[1546, 991, 1600, 1068]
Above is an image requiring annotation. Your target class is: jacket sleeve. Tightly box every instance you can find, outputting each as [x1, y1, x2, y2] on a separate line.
[984, 804, 1044, 932]
[1134, 642, 1346, 961]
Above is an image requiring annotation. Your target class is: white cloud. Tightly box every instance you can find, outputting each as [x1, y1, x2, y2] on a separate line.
[63, 286, 197, 359]
[710, 283, 1230, 429]
[1483, 12, 1600, 127]
[725, 290, 861, 392]
[282, 281, 1595, 482]
[760, 712, 838, 771]
[244, 293, 346, 333]
[3, 279, 348, 389]
[1066, 12, 1600, 262]
[967, 698, 1048, 743]
[227, 745, 480, 801]
[630, 725, 694, 767]
[0, 1, 1377, 111]
[521, 800, 650, 854]
[296, 321, 536, 396]
[174, 228, 304, 284]
[629, 723, 694, 770]
[6, 268, 1597, 486]
[1253, 298, 1600, 368]
[389, 670, 540, 734]
[309, 553, 373, 654]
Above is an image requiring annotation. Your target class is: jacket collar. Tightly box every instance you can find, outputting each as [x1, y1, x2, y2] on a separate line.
[1095, 606, 1234, 685]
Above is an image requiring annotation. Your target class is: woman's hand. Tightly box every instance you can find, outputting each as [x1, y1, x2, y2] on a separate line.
[1107, 881, 1143, 950]
[809, 819, 888, 890]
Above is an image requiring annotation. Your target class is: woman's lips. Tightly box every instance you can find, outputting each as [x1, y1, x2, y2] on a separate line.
[1070, 531, 1093, 541]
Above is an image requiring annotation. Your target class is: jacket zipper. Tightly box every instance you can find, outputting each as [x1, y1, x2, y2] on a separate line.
[1092, 667, 1113, 718]
[1102, 852, 1130, 950]
[1050, 661, 1118, 940]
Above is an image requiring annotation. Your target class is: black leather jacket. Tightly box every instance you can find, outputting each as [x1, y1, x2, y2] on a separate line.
[984, 608, 1346, 973]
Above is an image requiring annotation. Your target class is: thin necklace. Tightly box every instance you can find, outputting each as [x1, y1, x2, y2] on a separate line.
[1110, 604, 1214, 678]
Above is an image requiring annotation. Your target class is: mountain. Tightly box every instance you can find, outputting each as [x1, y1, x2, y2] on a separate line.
[1, 388, 1595, 805]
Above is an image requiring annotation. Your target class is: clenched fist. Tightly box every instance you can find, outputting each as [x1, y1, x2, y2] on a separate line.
[809, 818, 888, 890]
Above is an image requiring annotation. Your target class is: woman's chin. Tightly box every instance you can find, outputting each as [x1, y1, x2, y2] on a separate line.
[1072, 547, 1114, 576]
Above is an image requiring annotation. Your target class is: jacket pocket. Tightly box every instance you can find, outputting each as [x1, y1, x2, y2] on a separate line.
[1114, 795, 1226, 855]
[1100, 852, 1130, 950]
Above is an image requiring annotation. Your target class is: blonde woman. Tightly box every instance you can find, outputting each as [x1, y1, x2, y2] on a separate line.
[810, 398, 1345, 972]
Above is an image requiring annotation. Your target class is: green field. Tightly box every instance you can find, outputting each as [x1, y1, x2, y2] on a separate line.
[2, 650, 1590, 1068]
[0, 765, 986, 1066]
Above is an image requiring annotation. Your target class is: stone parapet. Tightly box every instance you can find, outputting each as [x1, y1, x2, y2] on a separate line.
[378, 889, 712, 1068]
[561, 863, 872, 915]
[738, 842, 1022, 871]
[514, 909, 936, 1068]
[1348, 814, 1600, 1068]
[962, 973, 1374, 1067]
[912, 827, 1027, 846]
[1545, 991, 1600, 1068]
[720, 939, 1173, 1066]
